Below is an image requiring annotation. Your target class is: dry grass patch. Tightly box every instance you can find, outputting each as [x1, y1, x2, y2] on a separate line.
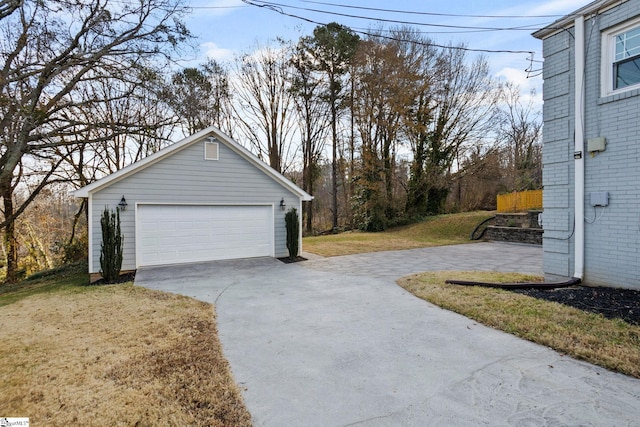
[304, 211, 493, 257]
[398, 271, 640, 379]
[0, 284, 251, 426]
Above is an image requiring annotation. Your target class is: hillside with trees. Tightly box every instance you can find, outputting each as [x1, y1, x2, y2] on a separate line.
[0, 1, 541, 281]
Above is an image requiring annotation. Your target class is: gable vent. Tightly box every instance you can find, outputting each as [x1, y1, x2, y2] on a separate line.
[204, 139, 219, 160]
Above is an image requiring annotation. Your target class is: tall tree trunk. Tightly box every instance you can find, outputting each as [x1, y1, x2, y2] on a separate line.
[349, 73, 355, 226]
[2, 184, 18, 284]
[305, 137, 314, 234]
[331, 99, 338, 230]
[384, 138, 393, 210]
[304, 158, 313, 234]
[306, 185, 313, 233]
[68, 198, 87, 246]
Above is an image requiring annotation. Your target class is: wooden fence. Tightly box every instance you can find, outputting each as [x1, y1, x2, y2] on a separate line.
[497, 189, 543, 212]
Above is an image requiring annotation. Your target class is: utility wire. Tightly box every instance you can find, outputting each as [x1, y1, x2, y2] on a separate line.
[246, 0, 550, 31]
[347, 26, 528, 35]
[301, 0, 569, 19]
[241, 0, 536, 55]
[188, 1, 544, 34]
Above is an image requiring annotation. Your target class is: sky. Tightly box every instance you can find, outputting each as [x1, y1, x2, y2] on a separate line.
[181, 0, 590, 98]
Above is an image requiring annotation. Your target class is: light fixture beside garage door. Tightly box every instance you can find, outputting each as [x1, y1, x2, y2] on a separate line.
[118, 196, 128, 211]
[280, 198, 286, 211]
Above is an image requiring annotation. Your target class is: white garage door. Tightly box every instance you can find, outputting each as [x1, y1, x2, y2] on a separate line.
[137, 204, 273, 267]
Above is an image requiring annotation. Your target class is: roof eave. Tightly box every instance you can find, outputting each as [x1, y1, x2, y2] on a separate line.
[533, 0, 628, 39]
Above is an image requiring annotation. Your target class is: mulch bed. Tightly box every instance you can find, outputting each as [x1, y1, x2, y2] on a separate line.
[90, 272, 136, 286]
[278, 256, 307, 264]
[510, 286, 640, 326]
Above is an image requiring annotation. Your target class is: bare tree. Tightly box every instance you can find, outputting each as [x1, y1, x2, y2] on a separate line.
[350, 30, 432, 230]
[77, 79, 176, 175]
[166, 59, 233, 137]
[300, 23, 360, 230]
[51, 76, 177, 251]
[407, 47, 501, 215]
[12, 184, 82, 274]
[232, 42, 297, 174]
[289, 42, 329, 233]
[448, 145, 503, 212]
[498, 82, 542, 191]
[0, 0, 21, 20]
[0, 0, 191, 282]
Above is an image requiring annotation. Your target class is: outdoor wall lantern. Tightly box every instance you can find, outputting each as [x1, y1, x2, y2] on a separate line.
[118, 196, 128, 211]
[280, 198, 286, 211]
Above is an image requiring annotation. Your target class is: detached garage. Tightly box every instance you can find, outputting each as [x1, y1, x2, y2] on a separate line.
[74, 126, 312, 281]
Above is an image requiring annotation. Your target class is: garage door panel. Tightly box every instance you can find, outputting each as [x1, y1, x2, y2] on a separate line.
[137, 204, 273, 267]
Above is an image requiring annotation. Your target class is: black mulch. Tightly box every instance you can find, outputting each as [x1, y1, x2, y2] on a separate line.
[277, 256, 307, 264]
[509, 286, 640, 326]
[90, 271, 136, 286]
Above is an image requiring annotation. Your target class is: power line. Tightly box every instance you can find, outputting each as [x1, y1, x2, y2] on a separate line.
[245, 0, 550, 31]
[301, 0, 569, 19]
[347, 26, 526, 35]
[241, 0, 536, 55]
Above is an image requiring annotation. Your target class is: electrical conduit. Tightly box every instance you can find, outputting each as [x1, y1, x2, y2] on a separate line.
[574, 15, 586, 280]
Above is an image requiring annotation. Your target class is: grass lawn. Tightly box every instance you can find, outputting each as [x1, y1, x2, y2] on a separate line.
[0, 263, 251, 426]
[3, 210, 635, 424]
[303, 211, 494, 256]
[398, 271, 640, 379]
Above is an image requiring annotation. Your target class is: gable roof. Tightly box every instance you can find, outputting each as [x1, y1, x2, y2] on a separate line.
[74, 126, 313, 201]
[533, 0, 628, 39]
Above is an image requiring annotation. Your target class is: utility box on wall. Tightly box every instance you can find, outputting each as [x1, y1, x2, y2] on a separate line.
[590, 191, 609, 207]
[587, 137, 606, 153]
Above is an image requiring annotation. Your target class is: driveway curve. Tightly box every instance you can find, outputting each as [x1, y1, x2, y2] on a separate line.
[136, 242, 640, 426]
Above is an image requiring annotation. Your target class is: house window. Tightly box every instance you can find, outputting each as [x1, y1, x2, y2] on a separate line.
[614, 27, 640, 89]
[602, 17, 640, 96]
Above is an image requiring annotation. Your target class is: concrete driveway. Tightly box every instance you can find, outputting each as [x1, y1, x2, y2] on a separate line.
[136, 242, 640, 426]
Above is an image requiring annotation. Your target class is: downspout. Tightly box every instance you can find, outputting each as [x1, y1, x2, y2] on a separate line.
[574, 15, 586, 280]
[299, 197, 303, 256]
[88, 193, 94, 275]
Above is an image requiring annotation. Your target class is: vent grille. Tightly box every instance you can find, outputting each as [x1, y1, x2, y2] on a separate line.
[205, 141, 219, 160]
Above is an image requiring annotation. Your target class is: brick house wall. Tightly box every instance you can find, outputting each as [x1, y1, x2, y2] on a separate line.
[535, 0, 640, 289]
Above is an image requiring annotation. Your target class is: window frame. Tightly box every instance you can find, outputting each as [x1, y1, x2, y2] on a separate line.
[601, 16, 640, 97]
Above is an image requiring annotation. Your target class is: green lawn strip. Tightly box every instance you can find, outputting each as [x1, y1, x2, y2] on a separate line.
[304, 211, 494, 256]
[398, 271, 640, 379]
[0, 261, 91, 307]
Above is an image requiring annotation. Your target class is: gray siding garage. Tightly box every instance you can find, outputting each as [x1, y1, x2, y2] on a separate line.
[75, 127, 312, 280]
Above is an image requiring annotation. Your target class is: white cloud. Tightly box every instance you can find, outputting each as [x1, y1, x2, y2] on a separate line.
[497, 67, 535, 90]
[201, 41, 234, 60]
[497, 67, 543, 109]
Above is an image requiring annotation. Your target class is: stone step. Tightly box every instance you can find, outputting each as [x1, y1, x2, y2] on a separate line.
[494, 210, 542, 229]
[484, 225, 542, 245]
